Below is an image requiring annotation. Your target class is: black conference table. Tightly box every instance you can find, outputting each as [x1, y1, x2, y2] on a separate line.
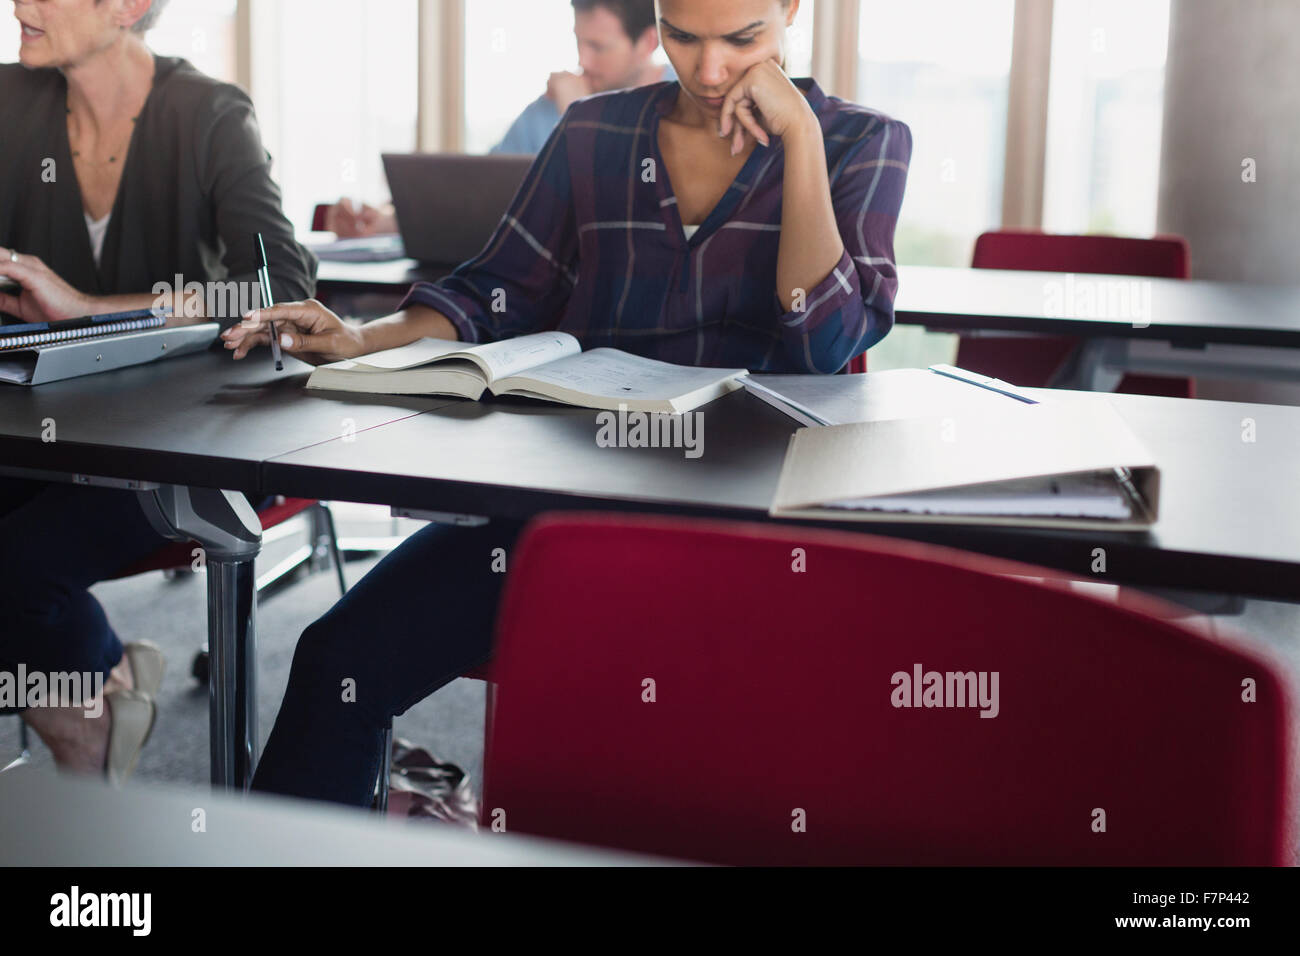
[316, 260, 1300, 386]
[2, 347, 1299, 789]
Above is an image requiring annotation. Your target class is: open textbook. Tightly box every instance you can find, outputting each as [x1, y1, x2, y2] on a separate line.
[305, 331, 747, 413]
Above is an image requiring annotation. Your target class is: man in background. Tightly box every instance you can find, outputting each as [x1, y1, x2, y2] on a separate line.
[328, 0, 671, 238]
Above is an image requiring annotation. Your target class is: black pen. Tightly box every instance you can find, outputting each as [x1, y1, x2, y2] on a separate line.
[255, 233, 283, 371]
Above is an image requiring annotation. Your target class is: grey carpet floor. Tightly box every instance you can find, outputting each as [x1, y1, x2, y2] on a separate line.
[3, 504, 1299, 820]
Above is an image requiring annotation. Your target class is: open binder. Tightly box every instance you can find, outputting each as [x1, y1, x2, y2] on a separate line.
[0, 322, 220, 385]
[770, 398, 1161, 530]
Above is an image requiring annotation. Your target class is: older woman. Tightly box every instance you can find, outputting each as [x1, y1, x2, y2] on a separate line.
[0, 0, 315, 781]
[231, 0, 911, 808]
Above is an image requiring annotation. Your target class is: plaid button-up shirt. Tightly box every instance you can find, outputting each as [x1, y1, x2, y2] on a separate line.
[400, 78, 911, 374]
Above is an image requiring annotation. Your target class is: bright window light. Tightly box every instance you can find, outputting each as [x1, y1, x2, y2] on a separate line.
[857, 0, 1017, 268]
[0, 9, 18, 63]
[251, 0, 419, 234]
[1042, 0, 1171, 237]
[145, 0, 239, 83]
[464, 0, 587, 154]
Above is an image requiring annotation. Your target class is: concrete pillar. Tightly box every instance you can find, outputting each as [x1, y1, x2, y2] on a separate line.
[1157, 0, 1300, 404]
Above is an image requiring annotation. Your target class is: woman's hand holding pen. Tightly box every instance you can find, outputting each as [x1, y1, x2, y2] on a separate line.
[222, 299, 365, 365]
[717, 58, 820, 157]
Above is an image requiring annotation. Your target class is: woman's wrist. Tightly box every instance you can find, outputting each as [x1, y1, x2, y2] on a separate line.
[76, 294, 117, 318]
[781, 109, 824, 150]
[356, 305, 456, 355]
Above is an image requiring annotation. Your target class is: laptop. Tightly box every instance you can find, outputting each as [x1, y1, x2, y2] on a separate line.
[382, 153, 534, 267]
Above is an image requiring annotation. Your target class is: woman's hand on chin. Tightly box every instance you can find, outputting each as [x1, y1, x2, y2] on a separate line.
[0, 249, 94, 323]
[718, 59, 819, 156]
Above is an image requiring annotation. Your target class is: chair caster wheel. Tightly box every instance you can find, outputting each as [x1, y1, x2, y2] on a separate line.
[192, 647, 209, 684]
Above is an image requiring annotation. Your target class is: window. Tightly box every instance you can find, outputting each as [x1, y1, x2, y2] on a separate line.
[463, 0, 815, 154]
[248, 0, 419, 235]
[0, 14, 18, 63]
[856, 0, 1017, 268]
[854, 0, 1016, 371]
[146, 0, 239, 84]
[1042, 0, 1171, 237]
[464, 0, 588, 154]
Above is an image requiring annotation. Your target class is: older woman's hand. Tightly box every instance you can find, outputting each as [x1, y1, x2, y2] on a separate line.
[220, 299, 366, 365]
[0, 248, 95, 322]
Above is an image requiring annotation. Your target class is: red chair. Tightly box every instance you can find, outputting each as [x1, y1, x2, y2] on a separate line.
[956, 230, 1193, 397]
[478, 513, 1292, 865]
[311, 204, 331, 233]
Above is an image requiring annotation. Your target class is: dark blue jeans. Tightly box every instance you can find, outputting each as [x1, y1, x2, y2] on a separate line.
[0, 477, 275, 714]
[252, 518, 528, 808]
[0, 477, 173, 712]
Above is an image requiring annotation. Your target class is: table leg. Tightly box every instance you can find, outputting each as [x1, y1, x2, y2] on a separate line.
[136, 486, 262, 790]
[205, 559, 257, 789]
[1054, 338, 1126, 391]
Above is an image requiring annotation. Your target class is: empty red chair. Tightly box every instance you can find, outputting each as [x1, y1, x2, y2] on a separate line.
[311, 204, 332, 233]
[481, 513, 1292, 865]
[974, 230, 1189, 279]
[956, 230, 1193, 397]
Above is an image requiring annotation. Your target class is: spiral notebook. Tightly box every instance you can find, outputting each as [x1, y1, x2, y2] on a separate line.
[0, 313, 218, 386]
[0, 308, 168, 352]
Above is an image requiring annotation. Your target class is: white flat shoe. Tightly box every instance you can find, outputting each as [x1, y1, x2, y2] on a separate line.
[123, 641, 166, 697]
[103, 689, 157, 787]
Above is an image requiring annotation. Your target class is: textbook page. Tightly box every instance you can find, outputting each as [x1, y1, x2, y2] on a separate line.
[327, 331, 579, 379]
[326, 337, 467, 371]
[493, 348, 746, 412]
[461, 331, 581, 381]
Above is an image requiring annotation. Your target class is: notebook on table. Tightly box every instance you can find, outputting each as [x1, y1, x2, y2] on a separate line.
[0, 309, 218, 385]
[305, 331, 747, 414]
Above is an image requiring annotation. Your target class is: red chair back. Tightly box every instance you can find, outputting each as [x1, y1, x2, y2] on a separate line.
[107, 497, 320, 580]
[483, 513, 1292, 865]
[958, 230, 1193, 397]
[972, 230, 1189, 278]
[311, 204, 331, 233]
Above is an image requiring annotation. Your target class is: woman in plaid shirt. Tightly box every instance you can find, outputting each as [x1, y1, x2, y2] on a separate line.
[232, 0, 911, 806]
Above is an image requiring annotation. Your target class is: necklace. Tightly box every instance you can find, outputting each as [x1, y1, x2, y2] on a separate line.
[66, 104, 140, 166]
